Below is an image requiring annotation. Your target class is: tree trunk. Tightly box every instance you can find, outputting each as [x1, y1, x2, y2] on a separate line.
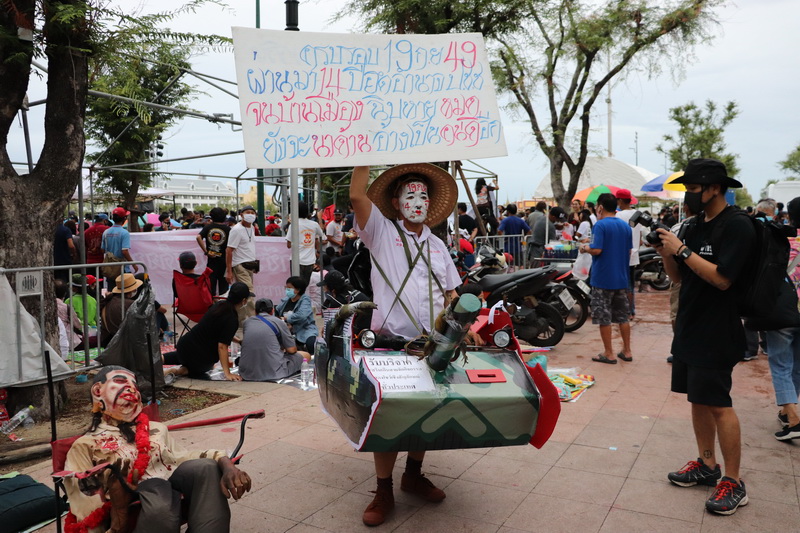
[0, 0, 91, 420]
[549, 154, 568, 208]
[124, 178, 141, 232]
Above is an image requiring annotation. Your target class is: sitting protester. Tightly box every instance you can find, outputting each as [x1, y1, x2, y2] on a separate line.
[63, 366, 251, 533]
[164, 282, 252, 381]
[238, 298, 309, 381]
[99, 273, 143, 347]
[66, 274, 98, 328]
[276, 276, 318, 354]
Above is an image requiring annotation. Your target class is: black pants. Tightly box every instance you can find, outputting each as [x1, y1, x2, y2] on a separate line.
[207, 257, 228, 296]
[132, 458, 230, 533]
[478, 205, 498, 236]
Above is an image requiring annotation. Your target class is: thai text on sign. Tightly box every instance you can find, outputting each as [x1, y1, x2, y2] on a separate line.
[232, 28, 507, 168]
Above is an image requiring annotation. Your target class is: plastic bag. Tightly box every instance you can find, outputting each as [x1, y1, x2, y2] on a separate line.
[572, 251, 592, 280]
[97, 283, 164, 401]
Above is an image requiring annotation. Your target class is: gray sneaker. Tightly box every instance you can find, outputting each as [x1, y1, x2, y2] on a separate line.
[743, 353, 758, 361]
[706, 477, 748, 515]
[668, 458, 721, 487]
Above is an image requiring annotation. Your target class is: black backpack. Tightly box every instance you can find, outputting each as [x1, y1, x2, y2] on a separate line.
[705, 207, 795, 319]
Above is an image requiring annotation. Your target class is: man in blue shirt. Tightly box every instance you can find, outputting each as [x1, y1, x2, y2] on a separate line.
[578, 193, 632, 364]
[101, 207, 137, 289]
[497, 203, 531, 265]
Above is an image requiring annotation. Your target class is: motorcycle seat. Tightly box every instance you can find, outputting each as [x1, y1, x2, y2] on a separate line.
[479, 266, 554, 293]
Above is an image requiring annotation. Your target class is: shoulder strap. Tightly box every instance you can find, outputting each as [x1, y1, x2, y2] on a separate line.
[389, 221, 445, 294]
[256, 315, 282, 343]
[708, 206, 743, 246]
[788, 251, 800, 275]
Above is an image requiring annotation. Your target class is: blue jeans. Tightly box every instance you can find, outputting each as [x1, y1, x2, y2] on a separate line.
[764, 327, 800, 406]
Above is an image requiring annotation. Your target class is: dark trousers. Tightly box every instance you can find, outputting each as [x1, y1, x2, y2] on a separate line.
[132, 458, 230, 533]
[207, 257, 228, 296]
[299, 263, 314, 287]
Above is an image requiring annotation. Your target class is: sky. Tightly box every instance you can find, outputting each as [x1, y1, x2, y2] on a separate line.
[8, 0, 800, 205]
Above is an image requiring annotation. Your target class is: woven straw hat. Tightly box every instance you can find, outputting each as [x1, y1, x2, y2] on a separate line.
[366, 163, 457, 227]
[113, 273, 143, 294]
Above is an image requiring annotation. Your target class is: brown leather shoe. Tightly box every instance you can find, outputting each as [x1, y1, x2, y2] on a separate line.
[362, 485, 395, 526]
[400, 472, 446, 502]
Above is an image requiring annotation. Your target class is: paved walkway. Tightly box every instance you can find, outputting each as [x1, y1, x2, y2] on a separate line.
[24, 292, 800, 532]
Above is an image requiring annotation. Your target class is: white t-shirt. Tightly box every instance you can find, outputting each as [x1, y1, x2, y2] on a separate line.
[577, 220, 592, 240]
[615, 209, 643, 266]
[286, 218, 325, 266]
[227, 223, 257, 266]
[325, 220, 344, 253]
[355, 204, 460, 339]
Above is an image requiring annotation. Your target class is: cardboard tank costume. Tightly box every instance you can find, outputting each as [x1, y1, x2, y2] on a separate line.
[316, 164, 560, 453]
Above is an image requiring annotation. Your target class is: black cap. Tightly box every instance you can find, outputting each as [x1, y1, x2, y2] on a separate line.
[239, 205, 256, 214]
[549, 206, 567, 220]
[227, 281, 255, 302]
[671, 158, 743, 188]
[178, 251, 197, 268]
[333, 209, 343, 215]
[317, 270, 347, 289]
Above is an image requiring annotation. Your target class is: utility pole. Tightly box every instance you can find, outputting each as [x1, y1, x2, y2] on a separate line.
[606, 54, 612, 158]
[630, 131, 638, 166]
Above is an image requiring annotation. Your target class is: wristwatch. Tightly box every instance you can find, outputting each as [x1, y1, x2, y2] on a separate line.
[676, 245, 693, 261]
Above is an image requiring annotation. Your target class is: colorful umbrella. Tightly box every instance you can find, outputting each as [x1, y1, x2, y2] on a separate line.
[641, 173, 671, 192]
[573, 184, 638, 205]
[663, 171, 687, 192]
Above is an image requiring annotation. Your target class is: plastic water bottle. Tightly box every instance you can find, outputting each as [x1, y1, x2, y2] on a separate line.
[1, 405, 34, 435]
[163, 331, 175, 348]
[300, 358, 313, 389]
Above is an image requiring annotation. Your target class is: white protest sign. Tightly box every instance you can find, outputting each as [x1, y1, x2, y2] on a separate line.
[232, 28, 507, 168]
[363, 354, 436, 393]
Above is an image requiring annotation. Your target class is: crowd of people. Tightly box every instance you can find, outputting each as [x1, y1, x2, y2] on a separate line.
[50, 158, 800, 530]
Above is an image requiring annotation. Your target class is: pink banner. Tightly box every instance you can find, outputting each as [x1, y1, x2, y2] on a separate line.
[129, 231, 291, 305]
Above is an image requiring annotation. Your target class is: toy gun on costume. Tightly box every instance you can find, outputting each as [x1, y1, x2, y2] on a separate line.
[423, 293, 482, 371]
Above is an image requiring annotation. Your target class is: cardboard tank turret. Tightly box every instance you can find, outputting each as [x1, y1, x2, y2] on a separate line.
[316, 294, 560, 453]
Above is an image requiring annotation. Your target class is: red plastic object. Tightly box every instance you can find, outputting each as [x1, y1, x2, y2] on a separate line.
[527, 362, 561, 449]
[465, 369, 506, 383]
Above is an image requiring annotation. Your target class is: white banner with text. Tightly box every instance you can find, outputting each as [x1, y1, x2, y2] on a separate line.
[232, 28, 507, 168]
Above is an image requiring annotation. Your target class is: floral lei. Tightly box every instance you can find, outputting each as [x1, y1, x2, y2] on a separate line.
[65, 413, 151, 533]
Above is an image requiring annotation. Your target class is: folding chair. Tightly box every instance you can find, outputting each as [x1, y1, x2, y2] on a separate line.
[172, 268, 213, 339]
[49, 404, 265, 532]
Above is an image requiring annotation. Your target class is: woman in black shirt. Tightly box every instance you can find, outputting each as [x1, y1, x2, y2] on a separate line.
[164, 282, 252, 381]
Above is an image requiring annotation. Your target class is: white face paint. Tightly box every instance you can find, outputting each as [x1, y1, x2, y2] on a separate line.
[398, 181, 430, 224]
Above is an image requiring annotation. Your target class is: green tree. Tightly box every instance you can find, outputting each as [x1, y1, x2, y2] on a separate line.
[343, 0, 726, 208]
[85, 43, 196, 231]
[656, 99, 740, 176]
[0, 0, 227, 414]
[779, 144, 800, 178]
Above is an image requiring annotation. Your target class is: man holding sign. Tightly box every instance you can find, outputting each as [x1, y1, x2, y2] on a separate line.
[351, 163, 461, 526]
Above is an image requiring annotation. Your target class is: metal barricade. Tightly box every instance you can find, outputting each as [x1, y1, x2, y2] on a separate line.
[0, 261, 148, 387]
[473, 234, 528, 271]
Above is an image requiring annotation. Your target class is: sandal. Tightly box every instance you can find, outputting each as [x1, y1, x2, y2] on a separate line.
[592, 354, 617, 364]
[618, 352, 633, 362]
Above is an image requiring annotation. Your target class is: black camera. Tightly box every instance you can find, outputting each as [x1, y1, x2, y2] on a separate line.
[628, 210, 670, 246]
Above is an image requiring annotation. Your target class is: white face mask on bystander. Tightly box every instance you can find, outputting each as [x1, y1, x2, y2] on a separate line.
[398, 181, 430, 224]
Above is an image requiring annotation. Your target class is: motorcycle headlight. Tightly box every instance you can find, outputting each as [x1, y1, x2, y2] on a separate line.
[492, 328, 512, 348]
[359, 329, 376, 349]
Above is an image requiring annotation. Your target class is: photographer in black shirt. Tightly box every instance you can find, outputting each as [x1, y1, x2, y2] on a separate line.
[655, 158, 755, 516]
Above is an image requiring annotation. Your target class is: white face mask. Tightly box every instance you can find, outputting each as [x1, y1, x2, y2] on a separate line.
[398, 181, 429, 224]
[243, 213, 257, 224]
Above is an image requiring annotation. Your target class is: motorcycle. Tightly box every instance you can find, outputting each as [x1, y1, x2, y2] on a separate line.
[476, 265, 566, 347]
[540, 267, 591, 333]
[634, 246, 670, 291]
